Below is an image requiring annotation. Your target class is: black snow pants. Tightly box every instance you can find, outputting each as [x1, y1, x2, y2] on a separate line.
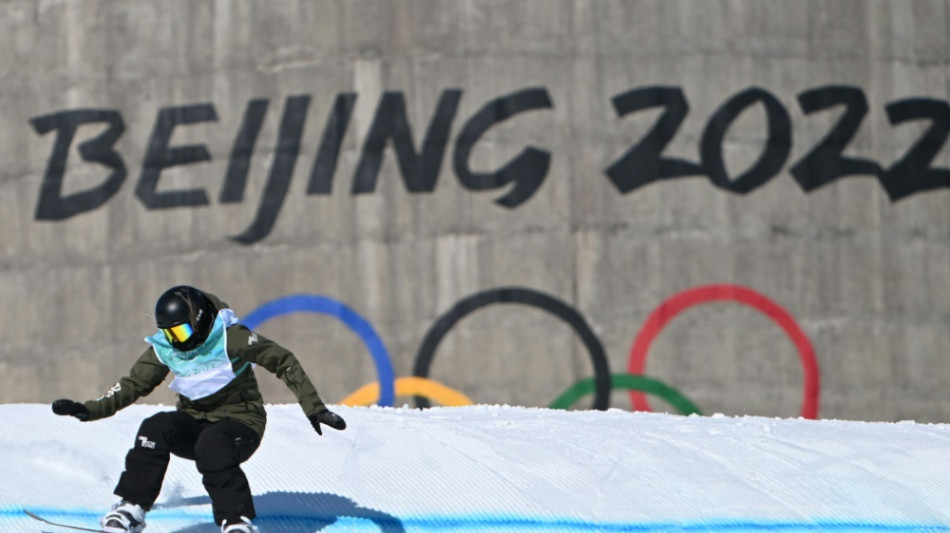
[114, 410, 261, 526]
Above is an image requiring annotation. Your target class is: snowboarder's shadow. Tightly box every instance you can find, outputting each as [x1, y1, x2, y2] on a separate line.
[160, 491, 405, 533]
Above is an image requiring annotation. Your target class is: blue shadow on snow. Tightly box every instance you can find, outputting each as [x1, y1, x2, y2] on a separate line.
[160, 491, 404, 533]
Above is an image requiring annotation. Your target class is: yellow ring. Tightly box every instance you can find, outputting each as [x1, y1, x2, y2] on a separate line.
[341, 376, 473, 407]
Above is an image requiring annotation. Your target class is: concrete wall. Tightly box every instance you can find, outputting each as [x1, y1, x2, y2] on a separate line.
[2, 0, 948, 422]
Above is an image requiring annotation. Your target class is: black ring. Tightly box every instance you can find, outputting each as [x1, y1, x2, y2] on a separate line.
[412, 287, 612, 410]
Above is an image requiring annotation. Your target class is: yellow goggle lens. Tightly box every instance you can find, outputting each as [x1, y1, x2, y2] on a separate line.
[161, 323, 194, 344]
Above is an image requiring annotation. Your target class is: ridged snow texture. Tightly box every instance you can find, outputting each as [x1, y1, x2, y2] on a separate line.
[3, 404, 950, 532]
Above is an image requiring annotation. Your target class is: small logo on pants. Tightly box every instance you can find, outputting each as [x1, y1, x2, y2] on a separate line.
[137, 436, 156, 449]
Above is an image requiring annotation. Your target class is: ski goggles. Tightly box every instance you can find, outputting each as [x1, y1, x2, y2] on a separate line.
[161, 322, 194, 345]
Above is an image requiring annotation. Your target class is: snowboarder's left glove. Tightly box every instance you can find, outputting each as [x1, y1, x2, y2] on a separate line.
[52, 399, 90, 421]
[309, 409, 346, 435]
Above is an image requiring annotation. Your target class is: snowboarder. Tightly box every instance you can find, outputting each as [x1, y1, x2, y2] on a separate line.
[51, 285, 347, 533]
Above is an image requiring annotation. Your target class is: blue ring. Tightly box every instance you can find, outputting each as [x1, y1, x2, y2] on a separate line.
[241, 294, 395, 407]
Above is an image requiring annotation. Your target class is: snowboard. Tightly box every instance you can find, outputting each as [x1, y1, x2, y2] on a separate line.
[23, 509, 106, 532]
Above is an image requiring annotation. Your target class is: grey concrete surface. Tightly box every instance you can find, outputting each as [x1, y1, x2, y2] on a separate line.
[0, 0, 948, 422]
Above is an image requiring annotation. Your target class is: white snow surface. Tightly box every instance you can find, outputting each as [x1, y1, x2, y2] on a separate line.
[2, 403, 950, 532]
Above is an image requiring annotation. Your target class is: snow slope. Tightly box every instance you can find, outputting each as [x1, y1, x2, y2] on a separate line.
[2, 403, 950, 532]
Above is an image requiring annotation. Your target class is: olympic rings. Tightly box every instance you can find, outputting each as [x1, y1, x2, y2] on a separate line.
[627, 284, 820, 419]
[411, 287, 612, 410]
[240, 294, 397, 407]
[550, 373, 702, 415]
[241, 284, 819, 417]
[340, 377, 474, 407]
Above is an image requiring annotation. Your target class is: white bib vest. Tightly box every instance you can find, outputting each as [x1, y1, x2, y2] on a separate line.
[145, 308, 241, 401]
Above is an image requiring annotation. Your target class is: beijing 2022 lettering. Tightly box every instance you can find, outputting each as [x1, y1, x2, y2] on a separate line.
[30, 85, 950, 244]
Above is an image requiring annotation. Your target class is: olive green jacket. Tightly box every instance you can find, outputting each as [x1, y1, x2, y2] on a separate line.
[82, 294, 327, 437]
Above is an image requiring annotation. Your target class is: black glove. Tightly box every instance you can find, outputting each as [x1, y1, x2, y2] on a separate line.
[52, 399, 90, 421]
[309, 409, 346, 435]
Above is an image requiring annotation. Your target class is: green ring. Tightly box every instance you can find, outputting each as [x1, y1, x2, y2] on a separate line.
[550, 373, 703, 415]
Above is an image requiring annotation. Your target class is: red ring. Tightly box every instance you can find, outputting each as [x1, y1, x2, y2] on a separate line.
[628, 284, 820, 419]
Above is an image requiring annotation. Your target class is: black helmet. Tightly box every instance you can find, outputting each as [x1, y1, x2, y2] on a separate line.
[155, 285, 217, 352]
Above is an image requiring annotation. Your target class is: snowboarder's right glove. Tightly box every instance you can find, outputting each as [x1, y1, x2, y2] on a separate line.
[309, 409, 346, 435]
[52, 399, 90, 421]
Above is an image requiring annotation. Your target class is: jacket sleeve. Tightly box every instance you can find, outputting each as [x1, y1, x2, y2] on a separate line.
[237, 327, 328, 416]
[82, 347, 170, 421]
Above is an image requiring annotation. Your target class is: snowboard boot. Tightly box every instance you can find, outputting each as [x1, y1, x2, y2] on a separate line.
[100, 500, 146, 533]
[221, 516, 259, 533]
